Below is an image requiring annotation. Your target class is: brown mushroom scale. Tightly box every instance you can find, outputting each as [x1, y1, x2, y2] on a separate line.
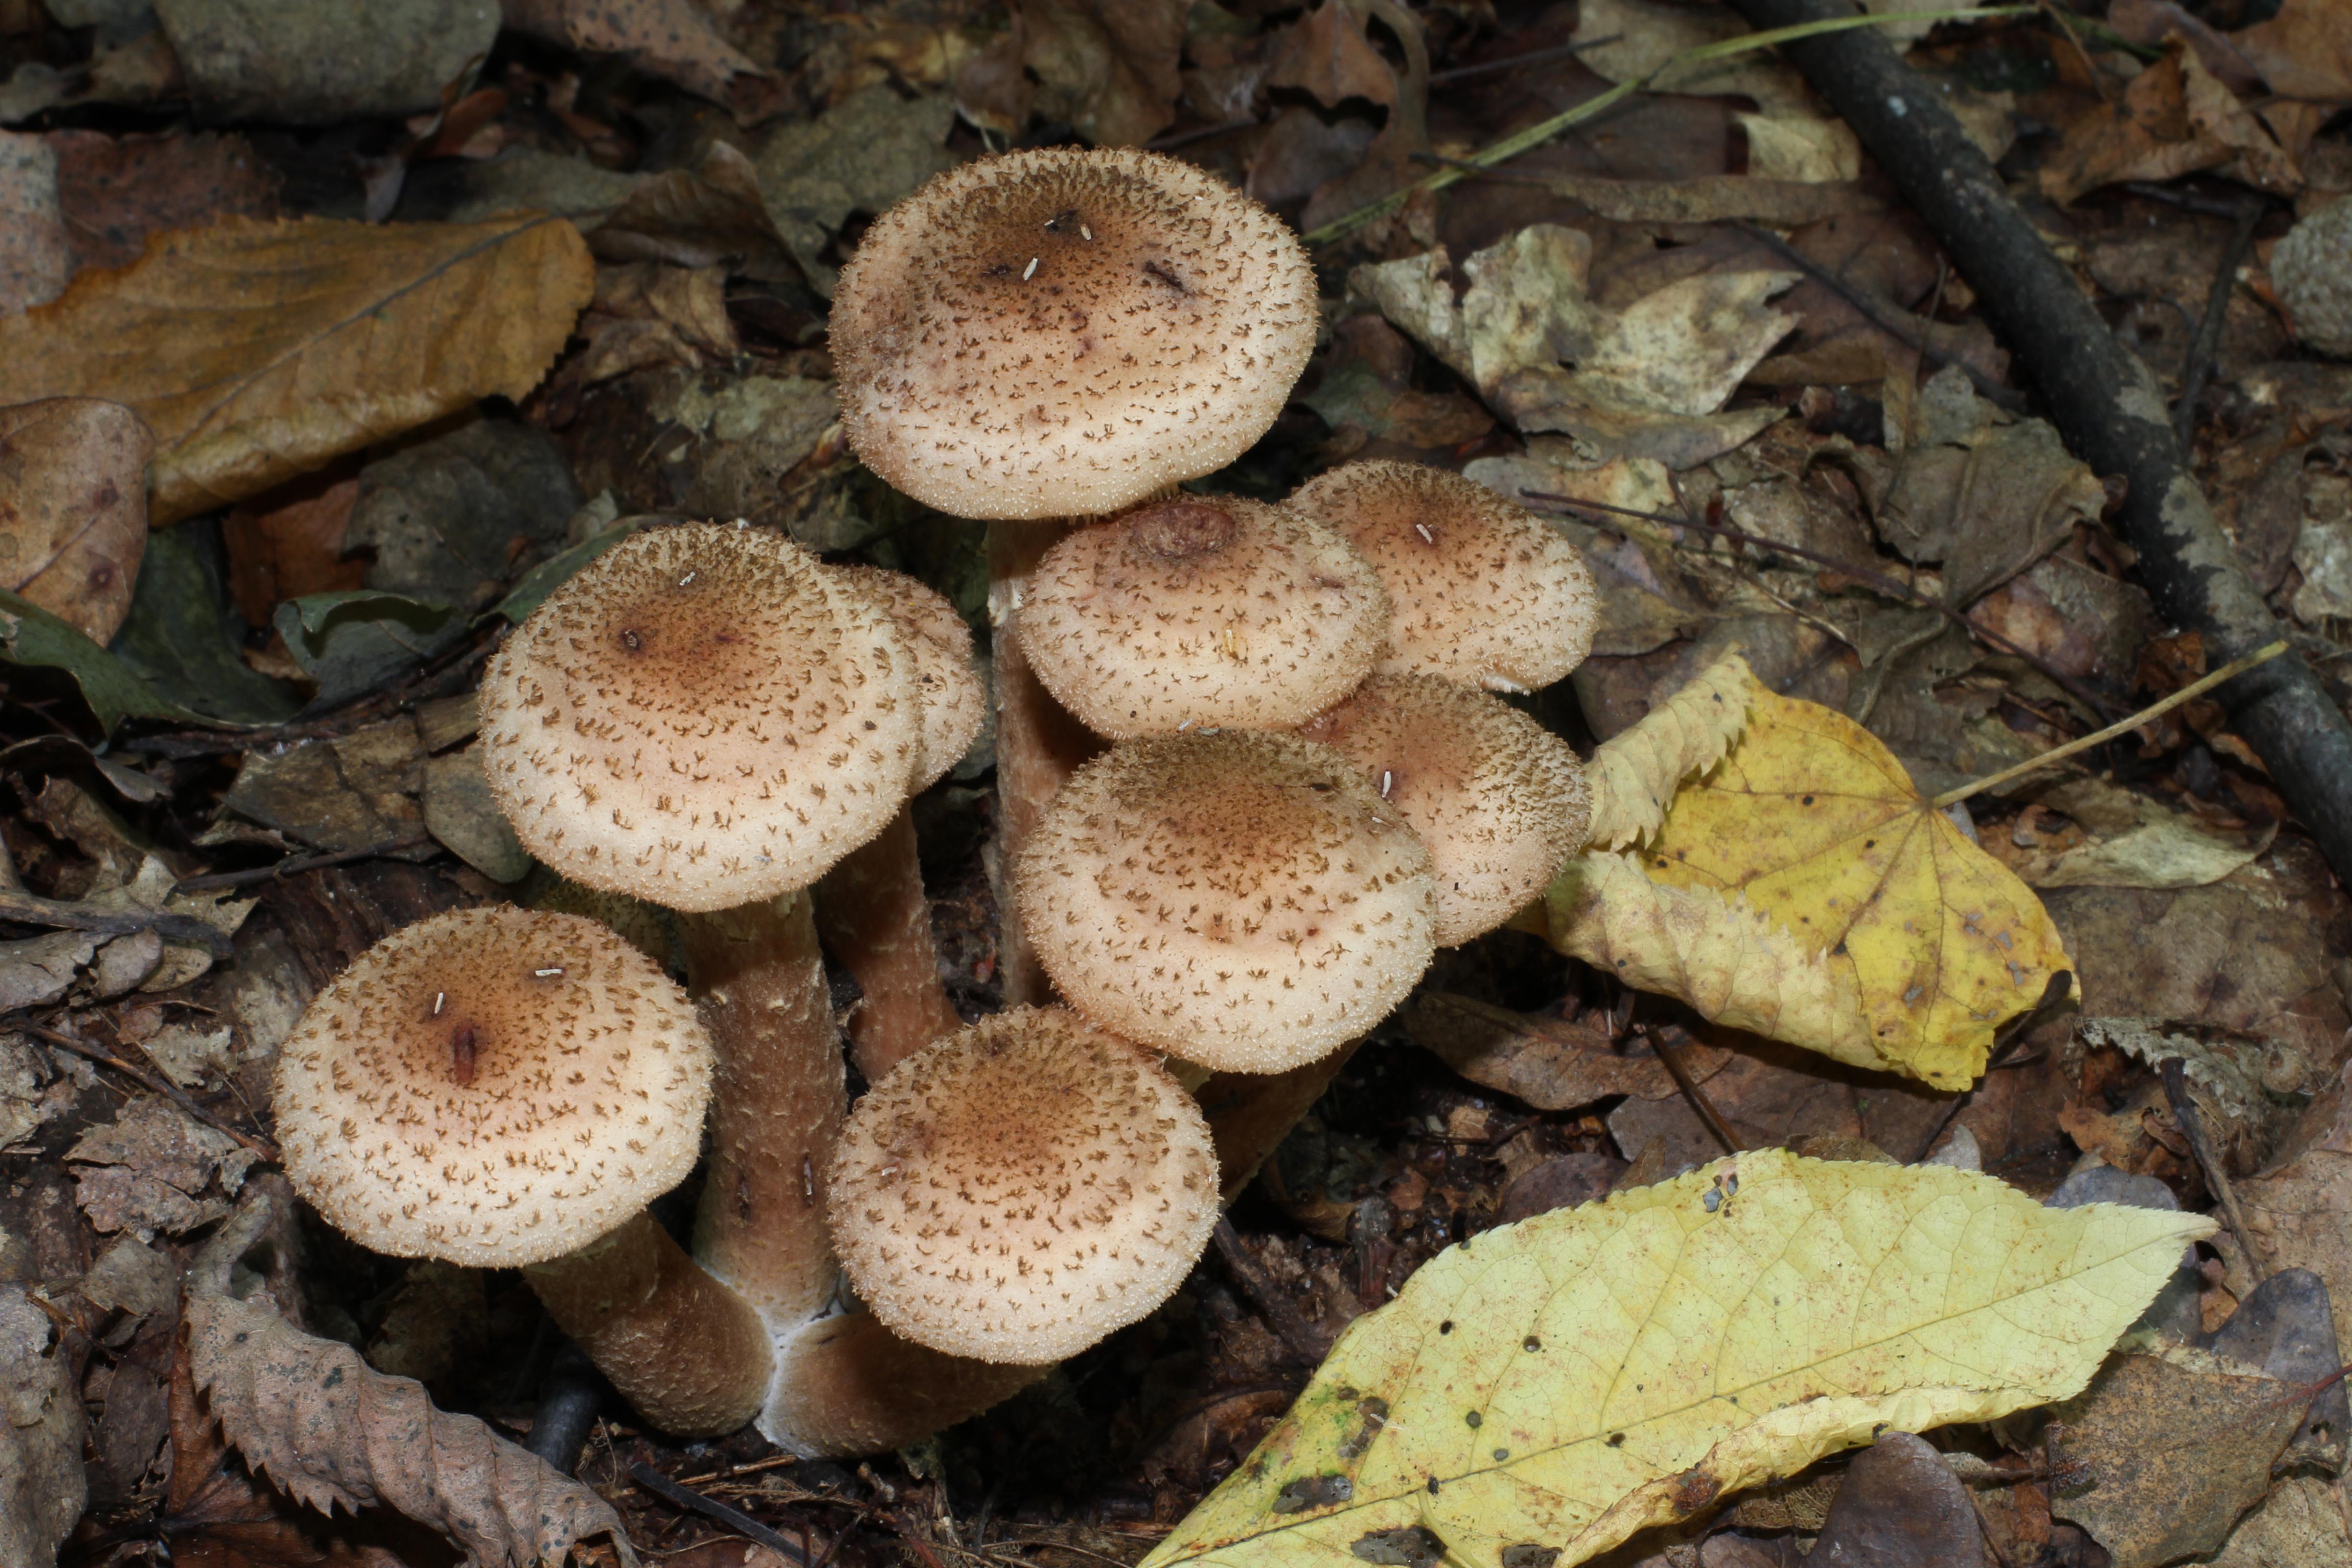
[1018, 731, 1437, 1072]
[273, 907, 710, 1268]
[831, 147, 1319, 520]
[478, 523, 919, 912]
[828, 1007, 1217, 1364]
[1018, 495, 1392, 737]
[1288, 460, 1599, 693]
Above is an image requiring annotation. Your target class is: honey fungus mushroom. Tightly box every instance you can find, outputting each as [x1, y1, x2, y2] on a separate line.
[828, 1007, 1218, 1363]
[1288, 460, 1600, 693]
[272, 907, 772, 1436]
[830, 147, 1319, 521]
[1017, 729, 1438, 1073]
[1017, 495, 1391, 737]
[1299, 674, 1592, 946]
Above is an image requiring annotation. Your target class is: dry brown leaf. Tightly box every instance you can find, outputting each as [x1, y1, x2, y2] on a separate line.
[502, 0, 769, 109]
[2232, 0, 2352, 106]
[0, 397, 152, 642]
[0, 213, 593, 524]
[956, 0, 1189, 147]
[2041, 40, 2302, 206]
[1583, 649, 1754, 850]
[1, 1285, 86, 1568]
[1405, 990, 1730, 1109]
[0, 131, 70, 316]
[48, 129, 282, 275]
[188, 1286, 637, 1567]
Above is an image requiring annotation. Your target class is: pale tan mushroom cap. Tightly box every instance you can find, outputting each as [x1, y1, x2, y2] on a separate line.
[1299, 674, 1590, 946]
[835, 565, 984, 791]
[1018, 495, 1391, 738]
[827, 1006, 1217, 1364]
[1018, 731, 1437, 1073]
[478, 523, 920, 912]
[272, 907, 712, 1268]
[831, 147, 1318, 520]
[1288, 461, 1599, 692]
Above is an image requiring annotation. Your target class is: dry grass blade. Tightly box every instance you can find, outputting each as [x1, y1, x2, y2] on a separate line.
[0, 213, 593, 524]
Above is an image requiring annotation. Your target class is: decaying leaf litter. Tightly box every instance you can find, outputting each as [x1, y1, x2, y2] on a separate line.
[4, 0, 2352, 1563]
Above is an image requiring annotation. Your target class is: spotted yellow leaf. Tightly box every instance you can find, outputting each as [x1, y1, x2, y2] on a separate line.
[1143, 1150, 2209, 1568]
[1547, 653, 2070, 1088]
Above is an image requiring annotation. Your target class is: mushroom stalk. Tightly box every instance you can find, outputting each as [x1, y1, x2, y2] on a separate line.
[814, 810, 962, 1081]
[525, 1212, 774, 1437]
[762, 1309, 1048, 1457]
[1198, 1043, 1367, 1202]
[683, 891, 845, 1329]
[986, 519, 1102, 1008]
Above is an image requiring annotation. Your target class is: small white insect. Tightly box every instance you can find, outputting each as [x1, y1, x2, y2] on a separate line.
[534, 967, 565, 979]
[1379, 770, 1395, 798]
[1080, 224, 1093, 241]
[678, 570, 697, 587]
[1023, 256, 1039, 281]
[1413, 522, 1436, 544]
[431, 991, 445, 1017]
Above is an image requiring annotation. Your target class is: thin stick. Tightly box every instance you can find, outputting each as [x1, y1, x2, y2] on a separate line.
[1904, 969, 2072, 1162]
[1644, 1021, 1743, 1153]
[628, 1462, 813, 1566]
[2158, 1057, 2265, 1283]
[1519, 489, 2124, 722]
[172, 836, 436, 895]
[1930, 641, 2287, 808]
[1211, 1217, 1327, 1363]
[2172, 200, 2264, 450]
[1428, 35, 1620, 88]
[18, 1020, 279, 1161]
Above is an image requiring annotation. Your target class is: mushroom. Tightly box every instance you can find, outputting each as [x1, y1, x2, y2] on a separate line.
[827, 1006, 1218, 1363]
[814, 566, 986, 1079]
[829, 147, 1317, 1006]
[1298, 673, 1592, 947]
[1286, 460, 1600, 693]
[1017, 494, 1392, 738]
[272, 907, 770, 1435]
[1017, 729, 1438, 1074]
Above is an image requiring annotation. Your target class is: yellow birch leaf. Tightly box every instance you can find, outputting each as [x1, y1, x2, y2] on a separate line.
[1547, 657, 2070, 1088]
[0, 214, 593, 524]
[1583, 651, 1756, 850]
[1143, 1149, 2210, 1568]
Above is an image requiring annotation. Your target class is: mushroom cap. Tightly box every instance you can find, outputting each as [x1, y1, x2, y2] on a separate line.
[272, 906, 713, 1268]
[831, 147, 1319, 520]
[1017, 495, 1391, 737]
[478, 523, 921, 912]
[1287, 461, 1599, 692]
[1017, 730, 1437, 1073]
[1298, 674, 1591, 946]
[835, 565, 984, 792]
[827, 1006, 1218, 1364]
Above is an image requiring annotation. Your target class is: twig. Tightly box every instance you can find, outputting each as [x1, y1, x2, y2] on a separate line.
[1518, 489, 2125, 722]
[0, 881, 236, 958]
[1905, 969, 2073, 1163]
[1143, 116, 1261, 151]
[17, 1020, 279, 1162]
[2157, 1057, 2265, 1282]
[2172, 200, 2265, 450]
[1210, 1217, 1327, 1363]
[628, 1462, 814, 1567]
[1731, 220, 2028, 413]
[1723, 0, 2352, 886]
[1643, 1021, 1743, 1153]
[1429, 35, 1620, 88]
[1929, 641, 2287, 808]
[172, 836, 437, 895]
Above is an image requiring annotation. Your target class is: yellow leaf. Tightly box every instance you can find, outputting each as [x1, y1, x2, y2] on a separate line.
[1583, 651, 1755, 850]
[1143, 1150, 2210, 1568]
[1547, 656, 2070, 1088]
[0, 214, 593, 524]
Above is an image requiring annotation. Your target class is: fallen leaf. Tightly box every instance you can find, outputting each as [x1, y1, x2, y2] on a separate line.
[422, 746, 530, 882]
[1404, 991, 1730, 1110]
[588, 141, 798, 283]
[2238, 1063, 2352, 1354]
[2205, 1474, 2352, 1566]
[0, 397, 152, 642]
[752, 86, 957, 295]
[2044, 1345, 2306, 1568]
[0, 1284, 86, 1568]
[68, 1096, 259, 1239]
[1517, 173, 1883, 226]
[1265, 0, 1430, 234]
[955, 0, 1189, 148]
[1583, 649, 1755, 851]
[220, 468, 365, 626]
[1804, 1432, 1986, 1568]
[189, 1283, 638, 1568]
[2231, 0, 2352, 107]
[221, 715, 426, 855]
[343, 415, 580, 612]
[46, 128, 281, 275]
[503, 0, 767, 110]
[270, 591, 465, 710]
[112, 521, 305, 726]
[0, 130, 69, 314]
[1545, 653, 2073, 1088]
[0, 213, 594, 523]
[2041, 41, 2302, 207]
[1141, 1150, 2209, 1568]
[152, 0, 500, 122]
[0, 585, 200, 732]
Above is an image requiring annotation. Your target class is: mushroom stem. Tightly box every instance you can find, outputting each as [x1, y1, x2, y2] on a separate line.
[682, 890, 845, 1329]
[813, 808, 962, 1081]
[987, 519, 1103, 1008]
[760, 1308, 1047, 1458]
[524, 1212, 774, 1438]
[1198, 1040, 1368, 1202]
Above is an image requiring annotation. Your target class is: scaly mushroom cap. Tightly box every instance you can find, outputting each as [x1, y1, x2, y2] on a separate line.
[1018, 495, 1391, 737]
[478, 523, 921, 912]
[272, 907, 712, 1268]
[831, 147, 1319, 520]
[1287, 461, 1599, 692]
[835, 565, 984, 792]
[827, 1006, 1217, 1364]
[1018, 731, 1437, 1072]
[1298, 674, 1591, 946]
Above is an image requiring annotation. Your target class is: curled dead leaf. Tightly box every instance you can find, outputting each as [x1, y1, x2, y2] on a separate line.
[1583, 651, 1755, 850]
[0, 397, 152, 643]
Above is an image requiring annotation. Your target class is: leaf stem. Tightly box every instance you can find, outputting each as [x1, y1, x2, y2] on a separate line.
[1928, 641, 2287, 808]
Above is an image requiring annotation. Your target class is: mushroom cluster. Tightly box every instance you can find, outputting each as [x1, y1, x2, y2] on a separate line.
[267, 146, 1604, 1460]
